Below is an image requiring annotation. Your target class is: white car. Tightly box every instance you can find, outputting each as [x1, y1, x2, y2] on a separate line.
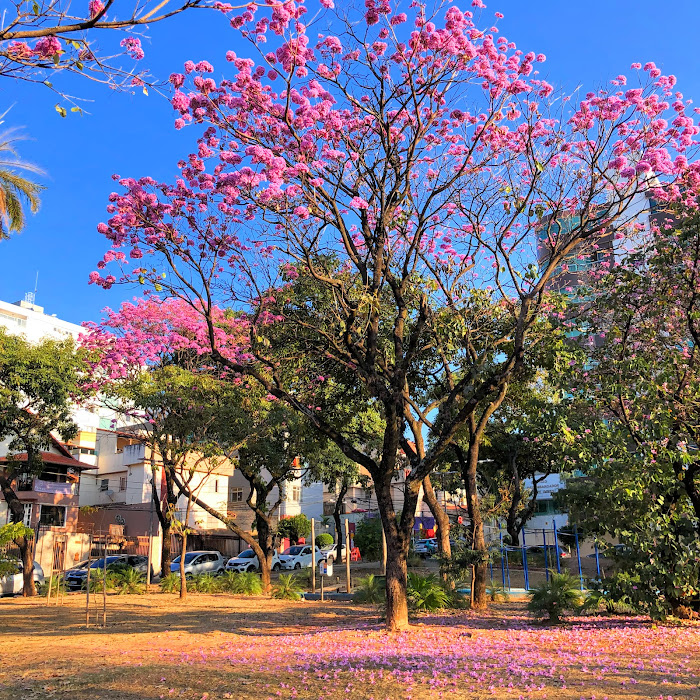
[226, 549, 281, 572]
[170, 550, 226, 577]
[279, 545, 326, 570]
[321, 543, 347, 563]
[0, 560, 45, 596]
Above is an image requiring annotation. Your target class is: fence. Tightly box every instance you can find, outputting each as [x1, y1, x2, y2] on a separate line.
[485, 523, 608, 592]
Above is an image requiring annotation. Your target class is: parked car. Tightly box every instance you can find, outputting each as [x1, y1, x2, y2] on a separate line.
[320, 543, 347, 563]
[279, 545, 326, 570]
[226, 549, 281, 573]
[170, 551, 226, 577]
[414, 538, 438, 557]
[0, 560, 45, 596]
[65, 555, 152, 590]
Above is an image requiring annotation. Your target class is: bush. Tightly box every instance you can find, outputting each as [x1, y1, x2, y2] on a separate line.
[159, 572, 180, 594]
[353, 517, 383, 561]
[315, 533, 334, 548]
[527, 571, 584, 623]
[220, 571, 263, 595]
[84, 568, 118, 594]
[487, 579, 510, 603]
[38, 575, 66, 597]
[111, 567, 145, 595]
[407, 573, 450, 611]
[353, 574, 385, 604]
[271, 573, 303, 600]
[190, 573, 220, 593]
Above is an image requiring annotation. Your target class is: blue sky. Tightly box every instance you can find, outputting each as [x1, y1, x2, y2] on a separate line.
[1, 0, 699, 325]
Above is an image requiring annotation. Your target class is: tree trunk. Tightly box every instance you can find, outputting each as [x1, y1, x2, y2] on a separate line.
[457, 443, 488, 609]
[161, 519, 173, 579]
[255, 511, 275, 594]
[0, 473, 36, 596]
[333, 483, 347, 558]
[421, 475, 452, 560]
[506, 455, 522, 547]
[374, 475, 415, 631]
[384, 531, 410, 631]
[179, 530, 187, 600]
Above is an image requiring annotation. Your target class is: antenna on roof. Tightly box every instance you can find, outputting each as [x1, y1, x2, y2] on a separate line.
[24, 272, 38, 305]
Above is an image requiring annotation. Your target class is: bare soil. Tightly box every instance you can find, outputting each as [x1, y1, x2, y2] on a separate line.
[0, 592, 698, 700]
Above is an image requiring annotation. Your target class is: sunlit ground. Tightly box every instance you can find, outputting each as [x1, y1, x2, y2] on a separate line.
[0, 593, 698, 699]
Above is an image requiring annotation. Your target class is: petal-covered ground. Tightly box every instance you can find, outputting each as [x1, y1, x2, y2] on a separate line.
[0, 594, 698, 700]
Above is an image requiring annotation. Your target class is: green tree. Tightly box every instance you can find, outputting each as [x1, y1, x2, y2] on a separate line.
[0, 125, 43, 239]
[0, 330, 87, 595]
[277, 514, 311, 546]
[560, 209, 700, 618]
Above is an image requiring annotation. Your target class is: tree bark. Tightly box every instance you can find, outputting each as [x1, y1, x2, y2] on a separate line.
[456, 443, 488, 608]
[333, 482, 347, 557]
[374, 474, 413, 631]
[179, 529, 187, 600]
[421, 475, 452, 560]
[254, 508, 275, 594]
[506, 454, 522, 547]
[0, 473, 36, 596]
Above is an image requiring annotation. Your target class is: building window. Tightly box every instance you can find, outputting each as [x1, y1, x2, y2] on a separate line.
[39, 505, 66, 527]
[535, 499, 555, 515]
[228, 487, 243, 503]
[288, 485, 301, 503]
[100, 479, 109, 492]
[22, 503, 32, 527]
[119, 477, 127, 492]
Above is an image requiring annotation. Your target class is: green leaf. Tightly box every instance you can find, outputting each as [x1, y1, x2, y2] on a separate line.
[76, 61, 84, 71]
[52, 52, 61, 66]
[32, 1, 39, 15]
[54, 104, 67, 118]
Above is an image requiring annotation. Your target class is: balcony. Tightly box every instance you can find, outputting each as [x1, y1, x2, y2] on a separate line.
[122, 443, 146, 466]
[32, 479, 78, 496]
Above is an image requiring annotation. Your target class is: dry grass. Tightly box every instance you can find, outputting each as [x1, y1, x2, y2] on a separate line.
[0, 592, 699, 699]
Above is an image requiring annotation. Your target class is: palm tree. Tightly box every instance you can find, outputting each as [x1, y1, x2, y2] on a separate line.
[0, 125, 44, 239]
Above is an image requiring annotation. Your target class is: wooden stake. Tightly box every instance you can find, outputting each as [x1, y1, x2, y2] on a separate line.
[102, 542, 107, 628]
[382, 526, 387, 577]
[310, 518, 316, 595]
[85, 539, 92, 628]
[345, 518, 351, 594]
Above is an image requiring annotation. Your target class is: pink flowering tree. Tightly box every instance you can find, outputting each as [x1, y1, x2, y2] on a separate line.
[0, 0, 242, 109]
[82, 296, 335, 594]
[92, 0, 700, 629]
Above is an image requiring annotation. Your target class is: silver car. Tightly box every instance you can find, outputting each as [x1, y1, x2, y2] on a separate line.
[0, 560, 45, 596]
[170, 550, 226, 577]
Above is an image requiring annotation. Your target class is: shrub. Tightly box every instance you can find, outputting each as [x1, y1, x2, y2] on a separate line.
[527, 571, 584, 623]
[353, 517, 383, 561]
[407, 573, 450, 611]
[353, 574, 385, 604]
[220, 571, 263, 595]
[38, 575, 66, 597]
[159, 572, 180, 594]
[271, 573, 303, 600]
[315, 533, 334, 548]
[84, 568, 117, 594]
[111, 567, 145, 595]
[190, 573, 220, 593]
[487, 579, 510, 603]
